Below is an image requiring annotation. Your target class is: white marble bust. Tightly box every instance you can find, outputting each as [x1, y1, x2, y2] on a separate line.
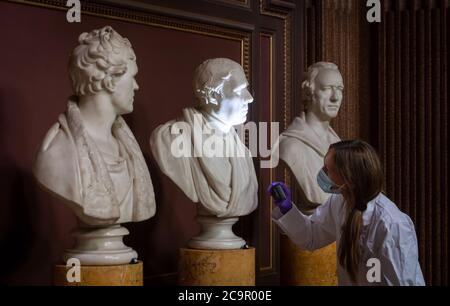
[277, 62, 343, 214]
[33, 26, 156, 264]
[150, 58, 258, 249]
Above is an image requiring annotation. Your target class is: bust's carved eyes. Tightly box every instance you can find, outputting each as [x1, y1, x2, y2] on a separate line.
[233, 83, 248, 94]
[321, 86, 344, 92]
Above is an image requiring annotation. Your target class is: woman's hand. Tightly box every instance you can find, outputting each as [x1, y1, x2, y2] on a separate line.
[268, 182, 292, 214]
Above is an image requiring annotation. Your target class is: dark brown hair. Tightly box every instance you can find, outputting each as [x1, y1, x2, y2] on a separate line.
[329, 140, 383, 282]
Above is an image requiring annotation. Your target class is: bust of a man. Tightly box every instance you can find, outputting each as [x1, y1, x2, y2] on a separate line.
[33, 26, 156, 226]
[278, 62, 343, 214]
[150, 58, 258, 219]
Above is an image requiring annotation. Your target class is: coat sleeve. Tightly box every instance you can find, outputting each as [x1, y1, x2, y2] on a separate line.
[377, 219, 426, 286]
[271, 195, 340, 251]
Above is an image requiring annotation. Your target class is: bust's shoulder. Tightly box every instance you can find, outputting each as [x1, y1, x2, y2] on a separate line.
[149, 118, 180, 150]
[33, 117, 78, 201]
[39, 122, 64, 151]
[279, 134, 308, 151]
[150, 108, 199, 147]
[278, 135, 309, 165]
[35, 116, 73, 162]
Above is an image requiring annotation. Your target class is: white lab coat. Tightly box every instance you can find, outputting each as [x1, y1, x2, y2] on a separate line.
[272, 193, 425, 286]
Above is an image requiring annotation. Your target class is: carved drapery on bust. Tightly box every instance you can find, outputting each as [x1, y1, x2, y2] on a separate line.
[34, 97, 155, 225]
[151, 106, 258, 218]
[33, 26, 156, 226]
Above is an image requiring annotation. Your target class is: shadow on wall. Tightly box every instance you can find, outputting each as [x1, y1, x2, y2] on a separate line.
[0, 88, 77, 285]
[125, 152, 199, 285]
[0, 163, 79, 285]
[0, 164, 35, 285]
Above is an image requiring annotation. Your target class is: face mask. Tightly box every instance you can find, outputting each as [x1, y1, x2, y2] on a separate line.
[317, 168, 342, 194]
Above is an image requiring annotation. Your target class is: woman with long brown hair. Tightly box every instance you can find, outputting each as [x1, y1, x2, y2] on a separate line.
[269, 140, 424, 285]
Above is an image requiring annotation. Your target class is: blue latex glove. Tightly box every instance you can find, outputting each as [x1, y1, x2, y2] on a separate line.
[267, 182, 292, 214]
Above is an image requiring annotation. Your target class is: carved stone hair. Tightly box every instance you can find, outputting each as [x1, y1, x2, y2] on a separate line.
[301, 62, 341, 110]
[193, 58, 244, 106]
[68, 26, 136, 96]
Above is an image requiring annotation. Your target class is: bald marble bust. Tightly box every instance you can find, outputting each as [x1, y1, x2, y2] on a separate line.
[151, 58, 257, 219]
[150, 58, 258, 249]
[278, 62, 343, 214]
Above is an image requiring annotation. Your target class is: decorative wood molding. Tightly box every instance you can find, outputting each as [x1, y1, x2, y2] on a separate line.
[258, 0, 297, 282]
[258, 32, 275, 273]
[7, 0, 252, 82]
[265, 0, 296, 10]
[205, 0, 252, 10]
[260, 0, 293, 130]
[96, 0, 256, 31]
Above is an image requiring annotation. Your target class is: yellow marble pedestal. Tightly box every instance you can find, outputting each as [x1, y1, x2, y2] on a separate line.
[53, 261, 143, 286]
[178, 247, 255, 286]
[280, 235, 337, 285]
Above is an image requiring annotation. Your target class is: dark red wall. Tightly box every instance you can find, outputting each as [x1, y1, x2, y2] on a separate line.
[3, 0, 448, 286]
[0, 1, 242, 285]
[0, 0, 305, 286]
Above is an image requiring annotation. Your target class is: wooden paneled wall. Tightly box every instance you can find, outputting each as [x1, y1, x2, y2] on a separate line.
[303, 0, 375, 141]
[305, 0, 449, 285]
[378, 0, 449, 286]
